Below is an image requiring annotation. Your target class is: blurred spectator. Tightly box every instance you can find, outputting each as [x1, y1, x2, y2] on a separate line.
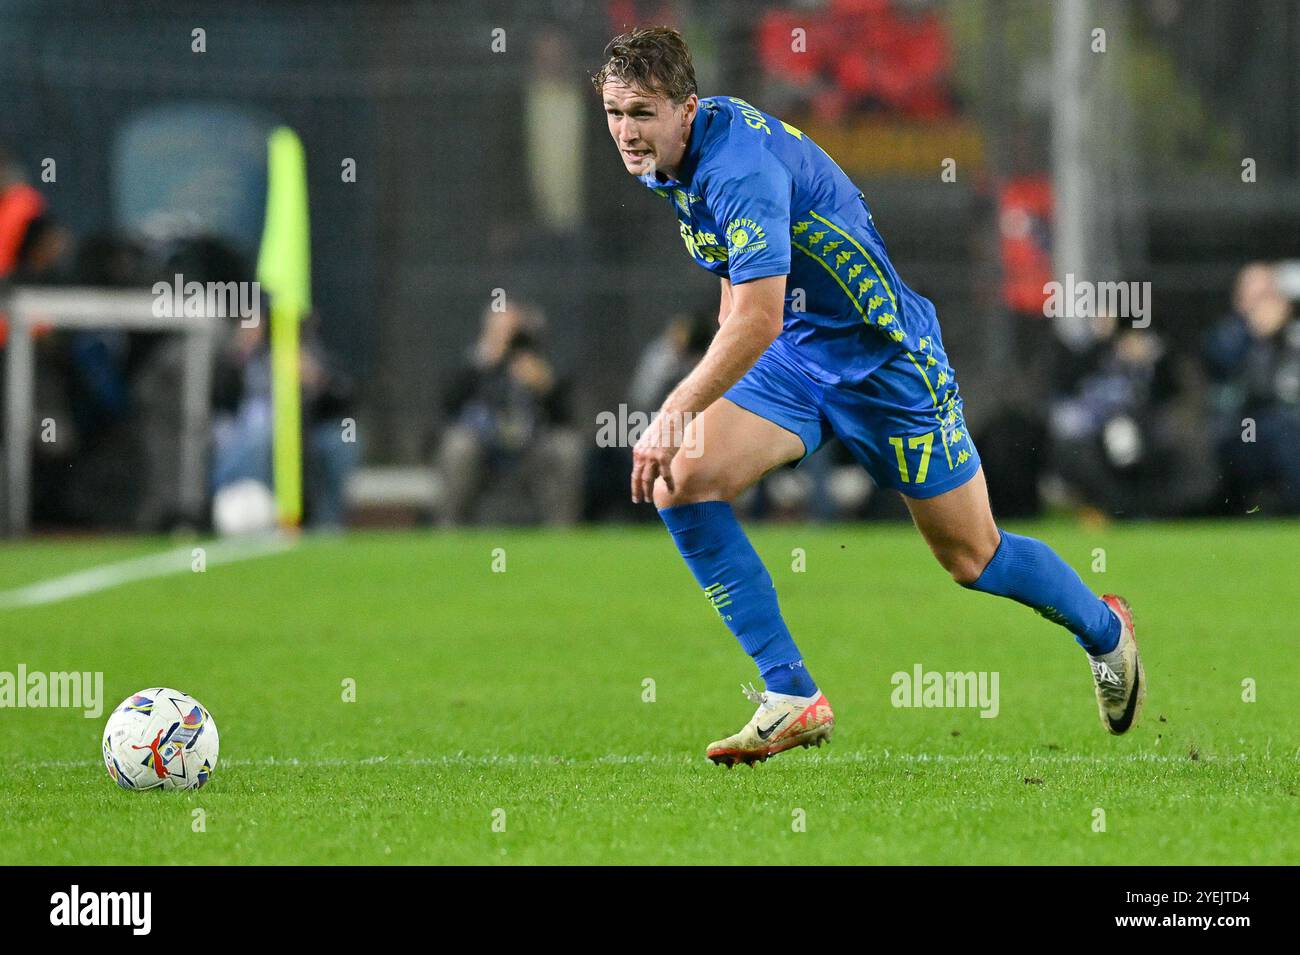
[66, 236, 142, 438]
[1, 150, 105, 527]
[32, 235, 146, 528]
[210, 304, 360, 531]
[1203, 263, 1300, 513]
[1048, 313, 1204, 518]
[1, 146, 72, 440]
[628, 308, 714, 411]
[132, 235, 244, 531]
[435, 301, 581, 526]
[524, 26, 584, 235]
[584, 309, 714, 523]
[0, 146, 71, 284]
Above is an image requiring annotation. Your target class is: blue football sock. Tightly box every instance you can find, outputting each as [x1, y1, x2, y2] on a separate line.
[761, 660, 818, 697]
[964, 529, 1120, 655]
[659, 501, 817, 696]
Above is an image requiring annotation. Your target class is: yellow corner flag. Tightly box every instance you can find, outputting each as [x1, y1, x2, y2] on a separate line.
[256, 127, 312, 528]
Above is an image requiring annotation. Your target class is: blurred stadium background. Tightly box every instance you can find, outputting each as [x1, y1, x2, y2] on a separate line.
[3, 0, 1300, 537]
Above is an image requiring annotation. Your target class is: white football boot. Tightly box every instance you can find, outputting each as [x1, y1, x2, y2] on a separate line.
[706, 683, 835, 767]
[1088, 594, 1146, 735]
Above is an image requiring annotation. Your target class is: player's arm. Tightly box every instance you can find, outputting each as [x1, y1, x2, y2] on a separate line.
[661, 274, 784, 419]
[631, 274, 784, 503]
[631, 150, 793, 502]
[669, 149, 792, 416]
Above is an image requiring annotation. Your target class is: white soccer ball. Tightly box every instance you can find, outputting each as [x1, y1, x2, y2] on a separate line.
[102, 688, 219, 791]
[212, 478, 277, 536]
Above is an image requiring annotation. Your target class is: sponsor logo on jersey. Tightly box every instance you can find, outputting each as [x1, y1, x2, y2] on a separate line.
[725, 217, 767, 257]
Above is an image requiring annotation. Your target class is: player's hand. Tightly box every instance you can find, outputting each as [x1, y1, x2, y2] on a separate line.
[631, 409, 685, 504]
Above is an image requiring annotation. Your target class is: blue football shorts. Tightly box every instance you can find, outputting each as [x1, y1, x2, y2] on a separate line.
[723, 339, 981, 499]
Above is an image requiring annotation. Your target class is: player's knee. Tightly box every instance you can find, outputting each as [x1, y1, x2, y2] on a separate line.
[653, 462, 736, 509]
[937, 537, 998, 586]
[945, 553, 984, 586]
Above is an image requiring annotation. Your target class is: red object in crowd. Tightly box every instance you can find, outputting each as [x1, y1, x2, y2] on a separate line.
[0, 182, 46, 278]
[998, 176, 1055, 316]
[758, 0, 953, 119]
[606, 0, 679, 39]
[0, 182, 50, 348]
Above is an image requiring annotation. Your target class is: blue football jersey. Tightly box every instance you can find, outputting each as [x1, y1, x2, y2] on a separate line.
[640, 96, 947, 388]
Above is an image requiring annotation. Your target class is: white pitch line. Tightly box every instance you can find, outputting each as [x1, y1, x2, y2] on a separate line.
[0, 532, 297, 609]
[13, 752, 1271, 771]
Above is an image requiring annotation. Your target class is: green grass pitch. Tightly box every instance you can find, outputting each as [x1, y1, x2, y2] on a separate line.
[0, 520, 1296, 865]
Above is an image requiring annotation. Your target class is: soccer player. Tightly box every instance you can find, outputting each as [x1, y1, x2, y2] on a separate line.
[594, 27, 1145, 766]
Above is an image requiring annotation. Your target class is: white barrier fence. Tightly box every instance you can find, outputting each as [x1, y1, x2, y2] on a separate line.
[2, 286, 218, 536]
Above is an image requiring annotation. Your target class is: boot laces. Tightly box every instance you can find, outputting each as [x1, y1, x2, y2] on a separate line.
[1090, 658, 1122, 687]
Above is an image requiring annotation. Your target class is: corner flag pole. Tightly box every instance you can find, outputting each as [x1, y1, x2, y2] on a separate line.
[256, 126, 312, 528]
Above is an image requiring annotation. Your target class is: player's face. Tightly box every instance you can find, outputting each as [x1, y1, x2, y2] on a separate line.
[602, 80, 696, 180]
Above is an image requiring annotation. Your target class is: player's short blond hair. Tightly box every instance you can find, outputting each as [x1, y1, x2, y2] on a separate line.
[591, 26, 698, 105]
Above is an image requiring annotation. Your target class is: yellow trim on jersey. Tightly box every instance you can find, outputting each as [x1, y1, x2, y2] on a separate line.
[807, 210, 897, 310]
[792, 240, 867, 318]
[796, 218, 960, 473]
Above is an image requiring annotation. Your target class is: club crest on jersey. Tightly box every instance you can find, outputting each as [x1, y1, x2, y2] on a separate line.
[725, 218, 767, 257]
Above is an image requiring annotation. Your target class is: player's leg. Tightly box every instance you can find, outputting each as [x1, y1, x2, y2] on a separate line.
[822, 335, 1145, 735]
[902, 466, 1145, 734]
[653, 395, 814, 696]
[653, 397, 805, 504]
[897, 464, 1000, 584]
[652, 367, 836, 764]
[902, 465, 1114, 649]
